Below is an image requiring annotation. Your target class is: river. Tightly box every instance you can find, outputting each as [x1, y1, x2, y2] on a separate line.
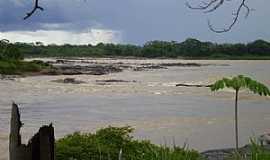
[0, 59, 270, 160]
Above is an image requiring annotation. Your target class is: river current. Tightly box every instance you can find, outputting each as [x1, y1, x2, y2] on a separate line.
[0, 59, 270, 160]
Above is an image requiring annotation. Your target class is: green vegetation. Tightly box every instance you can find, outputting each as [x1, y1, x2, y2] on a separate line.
[56, 126, 200, 160]
[56, 126, 270, 160]
[211, 75, 270, 151]
[11, 39, 270, 59]
[248, 139, 270, 160]
[0, 39, 23, 60]
[0, 60, 51, 75]
[229, 139, 270, 160]
[0, 39, 51, 75]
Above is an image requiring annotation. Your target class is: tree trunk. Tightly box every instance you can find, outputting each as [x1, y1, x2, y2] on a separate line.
[235, 89, 239, 151]
[9, 103, 55, 160]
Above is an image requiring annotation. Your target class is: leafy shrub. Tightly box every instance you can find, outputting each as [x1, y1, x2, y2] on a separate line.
[0, 40, 23, 60]
[0, 60, 51, 75]
[249, 140, 270, 160]
[56, 126, 200, 160]
[229, 138, 270, 160]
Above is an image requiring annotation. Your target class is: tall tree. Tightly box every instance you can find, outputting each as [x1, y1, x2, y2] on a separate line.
[211, 75, 270, 150]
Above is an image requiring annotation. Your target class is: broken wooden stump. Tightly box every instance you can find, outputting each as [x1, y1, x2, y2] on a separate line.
[9, 103, 55, 160]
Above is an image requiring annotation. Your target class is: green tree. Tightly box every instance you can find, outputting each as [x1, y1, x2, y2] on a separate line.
[210, 75, 270, 150]
[0, 39, 23, 60]
[0, 39, 10, 59]
[247, 40, 270, 56]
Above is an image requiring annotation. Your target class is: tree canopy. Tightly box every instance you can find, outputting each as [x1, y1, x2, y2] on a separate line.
[0, 39, 23, 60]
[211, 75, 270, 96]
[7, 38, 270, 59]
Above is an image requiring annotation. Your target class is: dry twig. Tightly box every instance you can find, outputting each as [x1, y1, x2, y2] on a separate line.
[186, 0, 251, 33]
[24, 0, 44, 20]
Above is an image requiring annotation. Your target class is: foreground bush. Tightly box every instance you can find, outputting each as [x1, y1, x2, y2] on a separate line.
[249, 139, 270, 160]
[56, 126, 200, 160]
[229, 138, 270, 160]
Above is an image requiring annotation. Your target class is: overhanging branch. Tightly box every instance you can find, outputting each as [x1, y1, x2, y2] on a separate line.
[24, 0, 252, 33]
[186, 0, 251, 33]
[24, 0, 44, 20]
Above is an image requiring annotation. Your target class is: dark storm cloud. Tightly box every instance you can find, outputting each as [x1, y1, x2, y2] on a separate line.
[0, 0, 270, 44]
[0, 0, 74, 31]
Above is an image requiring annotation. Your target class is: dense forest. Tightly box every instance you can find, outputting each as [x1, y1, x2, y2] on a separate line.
[3, 38, 270, 59]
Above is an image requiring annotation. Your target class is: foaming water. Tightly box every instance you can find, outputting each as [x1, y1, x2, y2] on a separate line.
[0, 59, 270, 160]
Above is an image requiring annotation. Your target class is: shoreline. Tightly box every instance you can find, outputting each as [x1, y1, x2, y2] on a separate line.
[25, 56, 270, 61]
[201, 143, 270, 160]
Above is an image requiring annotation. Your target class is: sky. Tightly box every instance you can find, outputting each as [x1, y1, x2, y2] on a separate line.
[0, 0, 270, 45]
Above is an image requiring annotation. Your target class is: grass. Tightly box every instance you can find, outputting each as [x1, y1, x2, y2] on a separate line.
[55, 126, 201, 160]
[0, 59, 51, 75]
[56, 126, 270, 160]
[228, 138, 270, 160]
[249, 139, 270, 160]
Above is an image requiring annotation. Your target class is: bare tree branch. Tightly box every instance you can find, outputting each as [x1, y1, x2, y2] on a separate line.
[24, 0, 44, 20]
[24, 0, 252, 33]
[186, 0, 251, 33]
[186, 0, 220, 11]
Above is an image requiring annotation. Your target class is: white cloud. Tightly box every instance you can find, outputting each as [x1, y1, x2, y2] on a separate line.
[0, 29, 122, 45]
[9, 0, 25, 6]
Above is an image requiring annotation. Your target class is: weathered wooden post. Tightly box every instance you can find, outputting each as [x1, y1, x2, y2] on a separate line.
[9, 103, 30, 160]
[9, 103, 55, 160]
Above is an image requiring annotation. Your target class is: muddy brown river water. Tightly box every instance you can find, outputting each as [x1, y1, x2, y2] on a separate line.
[0, 59, 270, 160]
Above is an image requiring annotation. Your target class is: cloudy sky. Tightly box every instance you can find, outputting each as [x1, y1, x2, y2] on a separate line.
[0, 0, 269, 45]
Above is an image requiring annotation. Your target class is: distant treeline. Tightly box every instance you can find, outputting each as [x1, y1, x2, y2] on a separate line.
[8, 38, 270, 59]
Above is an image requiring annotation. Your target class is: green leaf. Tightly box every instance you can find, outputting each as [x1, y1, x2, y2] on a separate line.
[211, 75, 270, 97]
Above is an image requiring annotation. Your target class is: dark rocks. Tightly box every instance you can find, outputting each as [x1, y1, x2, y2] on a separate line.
[0, 75, 18, 80]
[41, 69, 64, 76]
[56, 59, 65, 64]
[40, 64, 123, 76]
[52, 62, 213, 74]
[96, 79, 136, 83]
[52, 78, 86, 84]
[51, 59, 212, 73]
[63, 78, 78, 84]
[133, 65, 167, 71]
[31, 60, 51, 67]
[175, 83, 212, 87]
[201, 148, 236, 160]
[96, 79, 136, 85]
[259, 133, 270, 145]
[201, 144, 270, 160]
[55, 65, 123, 76]
[132, 62, 211, 71]
[160, 62, 205, 67]
[19, 58, 229, 77]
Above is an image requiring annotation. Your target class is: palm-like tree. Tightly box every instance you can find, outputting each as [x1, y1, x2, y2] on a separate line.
[211, 75, 270, 150]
